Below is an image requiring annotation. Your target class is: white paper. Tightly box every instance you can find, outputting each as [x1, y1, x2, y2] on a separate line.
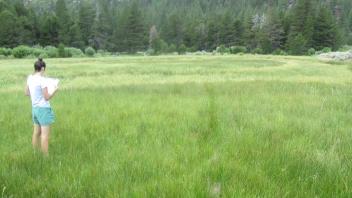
[46, 78, 59, 95]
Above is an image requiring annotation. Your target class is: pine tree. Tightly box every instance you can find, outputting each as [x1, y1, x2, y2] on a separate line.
[0, 10, 19, 47]
[207, 15, 221, 50]
[312, 7, 338, 50]
[287, 33, 307, 55]
[220, 13, 235, 47]
[69, 22, 84, 49]
[92, 0, 114, 50]
[149, 25, 161, 53]
[287, 0, 315, 51]
[56, 0, 71, 45]
[233, 20, 245, 46]
[78, 0, 96, 46]
[124, 2, 146, 53]
[40, 14, 59, 46]
[16, 5, 40, 46]
[261, 9, 285, 53]
[162, 12, 184, 48]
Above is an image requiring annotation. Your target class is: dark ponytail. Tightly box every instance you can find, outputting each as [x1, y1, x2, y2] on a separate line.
[34, 58, 46, 72]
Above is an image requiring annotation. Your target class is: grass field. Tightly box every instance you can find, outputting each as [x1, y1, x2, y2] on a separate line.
[0, 55, 351, 197]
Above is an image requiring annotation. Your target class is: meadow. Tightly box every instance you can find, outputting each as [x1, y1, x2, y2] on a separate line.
[0, 55, 351, 197]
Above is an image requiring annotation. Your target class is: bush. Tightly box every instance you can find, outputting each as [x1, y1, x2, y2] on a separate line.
[339, 45, 352, 52]
[44, 46, 58, 58]
[230, 46, 247, 54]
[85, 47, 95, 57]
[58, 43, 66, 58]
[252, 47, 264, 54]
[168, 44, 177, 53]
[12, 45, 32, 58]
[322, 47, 332, 53]
[178, 44, 187, 55]
[307, 48, 316, 56]
[272, 49, 287, 56]
[145, 48, 155, 56]
[97, 49, 111, 57]
[0, 48, 12, 56]
[216, 45, 229, 54]
[32, 48, 45, 57]
[66, 47, 84, 57]
[159, 40, 169, 54]
[39, 53, 48, 59]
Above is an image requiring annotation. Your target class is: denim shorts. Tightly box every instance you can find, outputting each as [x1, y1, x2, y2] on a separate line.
[32, 107, 55, 126]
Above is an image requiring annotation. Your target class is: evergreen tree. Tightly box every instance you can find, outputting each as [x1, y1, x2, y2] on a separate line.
[220, 13, 235, 47]
[0, 10, 19, 47]
[287, 33, 307, 55]
[162, 12, 184, 48]
[287, 0, 315, 51]
[233, 20, 245, 46]
[149, 25, 162, 53]
[56, 0, 72, 44]
[261, 9, 285, 53]
[7, 1, 38, 46]
[206, 15, 221, 50]
[312, 7, 338, 50]
[40, 14, 59, 46]
[124, 2, 146, 53]
[78, 0, 96, 46]
[69, 22, 84, 49]
[92, 0, 114, 50]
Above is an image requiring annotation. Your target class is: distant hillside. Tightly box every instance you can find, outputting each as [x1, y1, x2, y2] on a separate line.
[0, 0, 351, 54]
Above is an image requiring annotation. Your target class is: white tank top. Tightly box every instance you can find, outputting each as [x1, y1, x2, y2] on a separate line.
[27, 74, 50, 108]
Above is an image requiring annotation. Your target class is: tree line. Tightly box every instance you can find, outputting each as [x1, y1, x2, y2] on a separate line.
[0, 0, 352, 55]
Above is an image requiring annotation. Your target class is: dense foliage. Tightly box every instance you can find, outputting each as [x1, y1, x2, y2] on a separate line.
[0, 0, 351, 55]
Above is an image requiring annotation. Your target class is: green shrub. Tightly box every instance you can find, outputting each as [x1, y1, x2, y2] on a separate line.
[230, 46, 247, 54]
[85, 47, 96, 57]
[338, 45, 352, 52]
[307, 48, 316, 56]
[322, 47, 332, 53]
[58, 43, 66, 58]
[97, 49, 111, 57]
[160, 40, 169, 53]
[33, 48, 45, 57]
[39, 53, 49, 59]
[145, 48, 155, 56]
[168, 44, 177, 53]
[12, 45, 31, 58]
[272, 49, 287, 56]
[0, 48, 12, 56]
[178, 44, 187, 55]
[252, 47, 264, 54]
[44, 46, 58, 58]
[66, 47, 84, 57]
[216, 45, 229, 54]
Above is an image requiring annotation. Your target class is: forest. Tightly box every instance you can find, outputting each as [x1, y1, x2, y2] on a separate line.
[0, 0, 352, 55]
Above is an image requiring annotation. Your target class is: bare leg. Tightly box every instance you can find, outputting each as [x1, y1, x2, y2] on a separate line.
[32, 124, 41, 149]
[40, 126, 51, 156]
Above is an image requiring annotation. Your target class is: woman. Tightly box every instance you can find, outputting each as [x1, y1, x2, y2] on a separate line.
[25, 58, 58, 156]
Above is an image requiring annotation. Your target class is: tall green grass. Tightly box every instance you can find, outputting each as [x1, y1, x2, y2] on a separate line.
[0, 55, 351, 197]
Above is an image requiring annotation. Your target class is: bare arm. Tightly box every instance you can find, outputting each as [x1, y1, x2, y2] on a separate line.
[42, 87, 58, 101]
